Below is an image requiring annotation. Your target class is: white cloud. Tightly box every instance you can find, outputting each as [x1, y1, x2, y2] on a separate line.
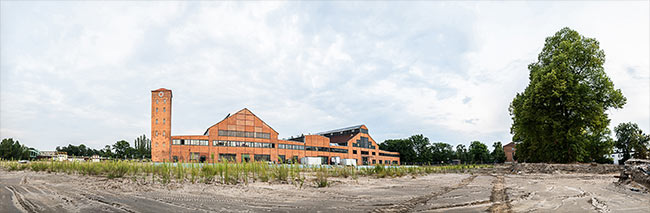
[1, 1, 648, 151]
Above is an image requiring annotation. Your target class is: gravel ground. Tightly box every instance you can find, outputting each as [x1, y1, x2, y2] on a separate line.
[1, 168, 648, 213]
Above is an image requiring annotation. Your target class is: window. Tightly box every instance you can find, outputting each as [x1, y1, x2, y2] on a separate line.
[278, 155, 286, 163]
[379, 160, 383, 164]
[361, 151, 369, 155]
[217, 130, 271, 139]
[155, 131, 158, 136]
[156, 108, 158, 113]
[162, 131, 165, 136]
[219, 154, 237, 162]
[172, 139, 181, 145]
[156, 100, 159, 104]
[164, 99, 166, 103]
[317, 147, 329, 152]
[163, 108, 166, 112]
[379, 153, 400, 157]
[372, 160, 376, 164]
[163, 119, 165, 124]
[156, 119, 158, 124]
[372, 152, 376, 156]
[254, 154, 271, 162]
[353, 150, 357, 154]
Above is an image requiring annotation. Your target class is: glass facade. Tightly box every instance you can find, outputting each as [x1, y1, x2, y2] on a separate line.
[254, 154, 271, 162]
[172, 139, 209, 146]
[278, 144, 304, 150]
[213, 140, 274, 148]
[218, 130, 270, 139]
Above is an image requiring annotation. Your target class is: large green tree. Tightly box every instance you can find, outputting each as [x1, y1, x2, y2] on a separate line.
[0, 138, 31, 160]
[491, 142, 507, 163]
[468, 141, 491, 164]
[430, 142, 455, 164]
[614, 122, 650, 164]
[509, 27, 625, 163]
[380, 138, 416, 164]
[455, 144, 469, 164]
[112, 140, 132, 159]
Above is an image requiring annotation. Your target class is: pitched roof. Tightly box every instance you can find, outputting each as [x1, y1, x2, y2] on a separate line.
[202, 108, 279, 136]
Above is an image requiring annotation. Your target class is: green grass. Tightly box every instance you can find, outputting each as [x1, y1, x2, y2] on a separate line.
[0, 160, 493, 186]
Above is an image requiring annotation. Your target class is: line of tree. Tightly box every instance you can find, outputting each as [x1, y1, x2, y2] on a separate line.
[1, 134, 152, 160]
[379, 134, 507, 165]
[56, 134, 152, 159]
[0, 138, 35, 160]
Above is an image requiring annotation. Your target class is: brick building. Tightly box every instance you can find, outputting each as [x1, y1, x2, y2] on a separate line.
[151, 88, 400, 165]
[503, 142, 518, 162]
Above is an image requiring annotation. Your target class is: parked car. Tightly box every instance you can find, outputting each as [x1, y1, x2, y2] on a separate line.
[18, 160, 30, 164]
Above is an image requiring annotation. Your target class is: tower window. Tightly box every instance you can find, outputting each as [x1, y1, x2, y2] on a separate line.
[163, 107, 166, 112]
[155, 131, 158, 136]
[156, 119, 158, 124]
[163, 119, 165, 124]
[156, 108, 158, 113]
[164, 99, 166, 103]
[156, 100, 159, 104]
[163, 131, 165, 136]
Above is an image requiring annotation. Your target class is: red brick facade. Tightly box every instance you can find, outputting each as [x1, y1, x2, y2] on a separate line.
[151, 89, 400, 165]
[504, 142, 517, 162]
[151, 88, 172, 162]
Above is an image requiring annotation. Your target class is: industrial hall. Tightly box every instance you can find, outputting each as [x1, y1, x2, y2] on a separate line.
[151, 88, 400, 165]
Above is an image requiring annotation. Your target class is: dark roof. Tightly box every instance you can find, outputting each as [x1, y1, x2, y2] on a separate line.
[315, 125, 364, 136]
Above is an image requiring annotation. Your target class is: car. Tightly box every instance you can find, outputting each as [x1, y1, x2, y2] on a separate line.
[18, 160, 30, 164]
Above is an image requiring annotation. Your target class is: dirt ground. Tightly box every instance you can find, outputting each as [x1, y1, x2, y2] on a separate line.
[1, 167, 648, 213]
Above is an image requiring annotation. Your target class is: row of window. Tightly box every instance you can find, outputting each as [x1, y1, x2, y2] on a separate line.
[172, 139, 209, 146]
[213, 140, 275, 148]
[379, 152, 400, 157]
[155, 130, 166, 137]
[218, 130, 271, 139]
[278, 144, 305, 150]
[155, 99, 167, 104]
[168, 140, 395, 157]
[155, 107, 166, 113]
[172, 153, 398, 165]
[155, 119, 166, 124]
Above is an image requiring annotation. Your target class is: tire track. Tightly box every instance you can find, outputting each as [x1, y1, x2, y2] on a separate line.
[6, 186, 38, 213]
[488, 175, 512, 213]
[372, 175, 478, 213]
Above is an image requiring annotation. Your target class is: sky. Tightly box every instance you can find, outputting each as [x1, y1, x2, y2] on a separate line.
[1, 1, 648, 151]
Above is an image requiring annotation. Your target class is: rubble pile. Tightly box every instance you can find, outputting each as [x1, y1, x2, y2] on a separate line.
[618, 159, 650, 191]
[509, 163, 622, 174]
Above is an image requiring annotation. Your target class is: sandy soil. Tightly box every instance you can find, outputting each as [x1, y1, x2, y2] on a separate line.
[1, 169, 648, 213]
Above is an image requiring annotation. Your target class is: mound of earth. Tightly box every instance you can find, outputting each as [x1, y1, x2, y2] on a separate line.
[509, 163, 622, 174]
[618, 159, 650, 191]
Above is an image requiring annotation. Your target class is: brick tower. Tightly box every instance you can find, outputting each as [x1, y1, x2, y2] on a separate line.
[151, 88, 172, 162]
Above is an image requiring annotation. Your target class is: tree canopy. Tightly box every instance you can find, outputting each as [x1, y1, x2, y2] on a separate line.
[468, 141, 491, 164]
[491, 141, 506, 163]
[509, 27, 625, 163]
[614, 122, 650, 164]
[0, 138, 32, 160]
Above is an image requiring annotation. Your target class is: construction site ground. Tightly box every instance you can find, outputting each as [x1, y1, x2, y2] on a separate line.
[1, 165, 648, 213]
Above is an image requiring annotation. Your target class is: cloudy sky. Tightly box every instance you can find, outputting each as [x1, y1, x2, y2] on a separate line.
[1, 1, 648, 151]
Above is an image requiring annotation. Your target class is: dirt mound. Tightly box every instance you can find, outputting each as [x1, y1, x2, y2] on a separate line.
[509, 163, 622, 174]
[618, 159, 650, 191]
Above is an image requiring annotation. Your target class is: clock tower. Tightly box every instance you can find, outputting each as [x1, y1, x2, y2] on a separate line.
[151, 88, 172, 162]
